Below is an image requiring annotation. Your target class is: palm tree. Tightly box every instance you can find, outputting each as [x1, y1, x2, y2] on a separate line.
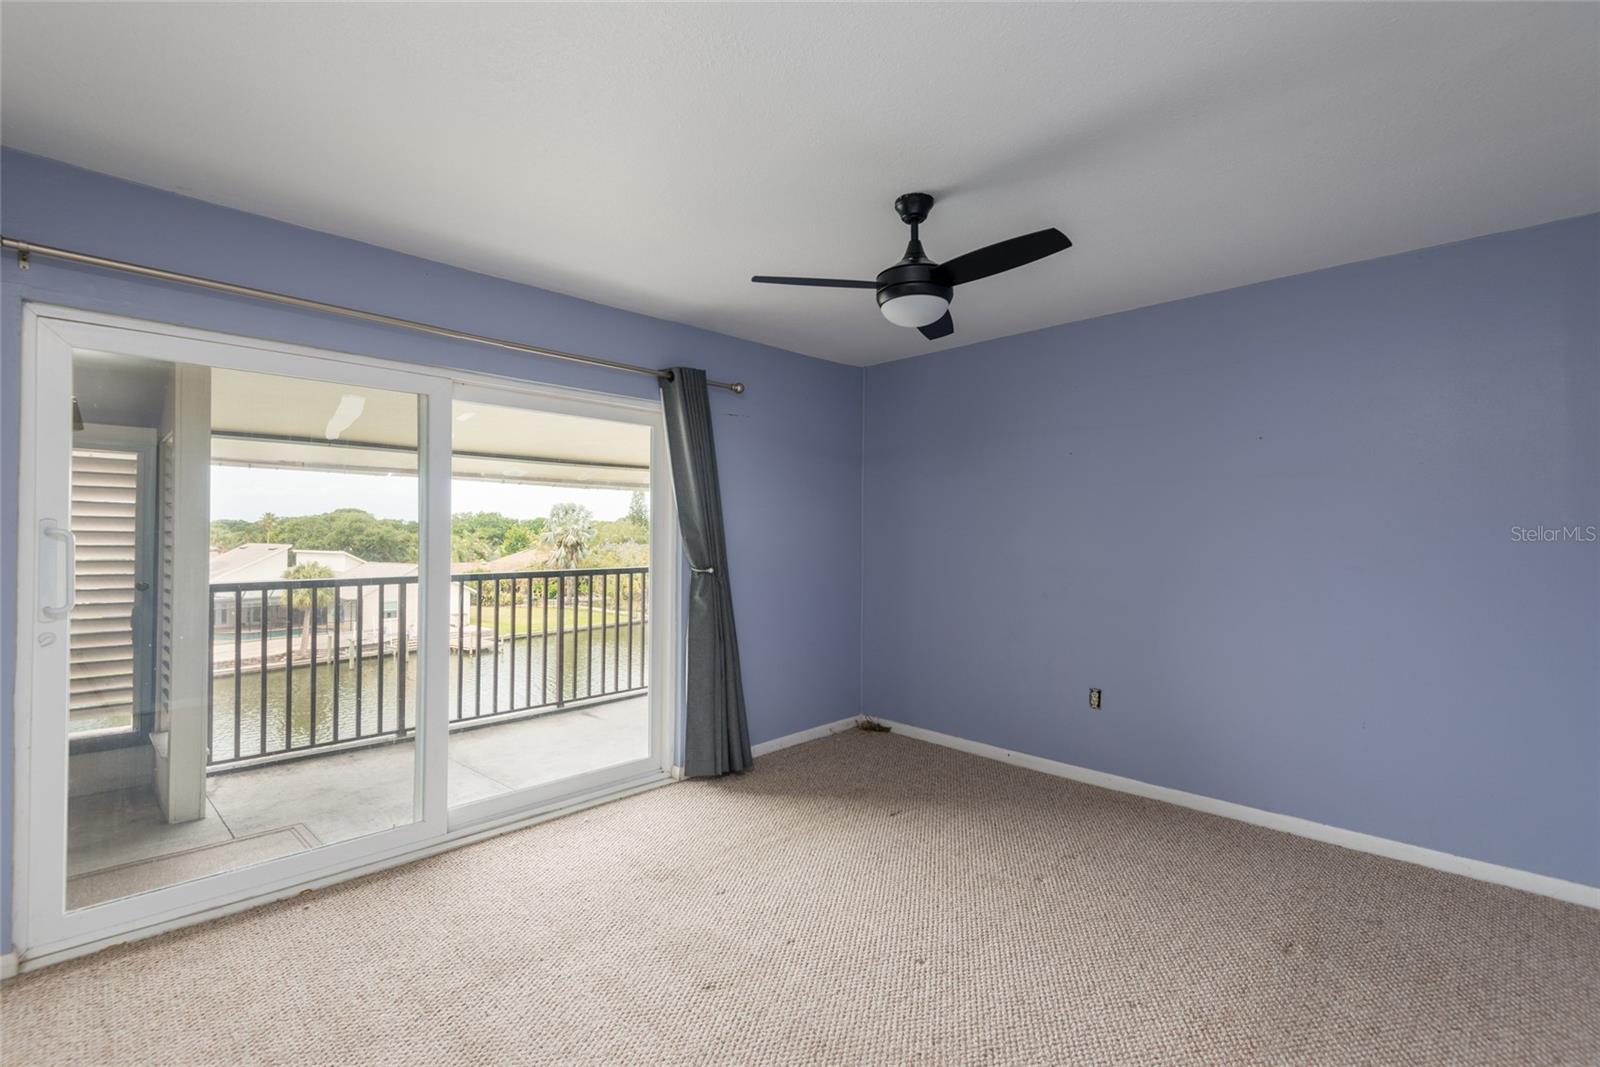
[284, 561, 335, 654]
[541, 503, 595, 571]
[451, 530, 493, 563]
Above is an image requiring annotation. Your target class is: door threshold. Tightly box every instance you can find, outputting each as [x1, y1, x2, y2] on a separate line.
[15, 769, 673, 976]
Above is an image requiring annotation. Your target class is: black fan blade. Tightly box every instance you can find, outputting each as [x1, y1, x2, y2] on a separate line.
[751, 275, 878, 289]
[918, 311, 954, 340]
[940, 228, 1072, 286]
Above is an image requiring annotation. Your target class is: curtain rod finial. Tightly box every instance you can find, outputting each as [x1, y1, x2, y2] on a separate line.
[731, 382, 745, 394]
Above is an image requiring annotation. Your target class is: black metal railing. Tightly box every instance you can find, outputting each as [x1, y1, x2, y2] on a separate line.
[206, 566, 648, 768]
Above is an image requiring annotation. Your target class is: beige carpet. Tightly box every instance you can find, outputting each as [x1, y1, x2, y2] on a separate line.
[3, 729, 1597, 1066]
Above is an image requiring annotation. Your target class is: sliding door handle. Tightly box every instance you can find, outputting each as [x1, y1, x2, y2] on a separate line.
[40, 521, 77, 621]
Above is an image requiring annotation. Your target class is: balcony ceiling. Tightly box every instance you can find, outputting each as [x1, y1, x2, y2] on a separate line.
[211, 371, 649, 488]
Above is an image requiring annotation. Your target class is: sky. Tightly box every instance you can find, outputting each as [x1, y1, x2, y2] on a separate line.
[210, 466, 636, 522]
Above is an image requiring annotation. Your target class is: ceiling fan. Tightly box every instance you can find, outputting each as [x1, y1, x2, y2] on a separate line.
[751, 193, 1071, 340]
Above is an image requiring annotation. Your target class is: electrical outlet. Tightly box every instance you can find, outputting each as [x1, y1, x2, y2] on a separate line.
[1089, 688, 1102, 710]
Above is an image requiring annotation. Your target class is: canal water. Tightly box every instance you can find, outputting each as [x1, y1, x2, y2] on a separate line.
[209, 623, 647, 763]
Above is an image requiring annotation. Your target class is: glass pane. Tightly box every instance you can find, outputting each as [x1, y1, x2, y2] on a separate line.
[447, 399, 651, 803]
[65, 353, 425, 909]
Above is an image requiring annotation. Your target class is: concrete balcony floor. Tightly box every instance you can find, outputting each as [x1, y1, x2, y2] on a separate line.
[66, 695, 649, 909]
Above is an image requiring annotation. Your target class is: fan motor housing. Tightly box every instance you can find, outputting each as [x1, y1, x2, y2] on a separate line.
[876, 258, 953, 307]
[876, 279, 953, 308]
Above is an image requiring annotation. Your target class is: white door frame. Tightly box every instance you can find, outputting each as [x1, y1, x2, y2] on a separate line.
[11, 304, 681, 969]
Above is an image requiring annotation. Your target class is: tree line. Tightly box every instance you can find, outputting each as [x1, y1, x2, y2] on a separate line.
[212, 490, 648, 570]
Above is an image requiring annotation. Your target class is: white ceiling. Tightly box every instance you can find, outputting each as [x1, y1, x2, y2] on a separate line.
[3, 3, 1596, 366]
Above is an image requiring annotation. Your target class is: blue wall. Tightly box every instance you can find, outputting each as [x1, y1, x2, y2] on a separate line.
[0, 150, 865, 951]
[863, 215, 1599, 888]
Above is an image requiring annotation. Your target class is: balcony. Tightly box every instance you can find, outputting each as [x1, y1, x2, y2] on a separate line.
[206, 566, 648, 767]
[67, 566, 649, 909]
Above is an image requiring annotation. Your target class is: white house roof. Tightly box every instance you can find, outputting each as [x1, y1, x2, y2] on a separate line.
[293, 549, 366, 573]
[480, 547, 555, 573]
[209, 543, 292, 582]
[341, 562, 417, 580]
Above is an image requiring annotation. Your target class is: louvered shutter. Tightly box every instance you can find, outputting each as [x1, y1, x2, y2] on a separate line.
[69, 448, 141, 733]
[157, 432, 176, 735]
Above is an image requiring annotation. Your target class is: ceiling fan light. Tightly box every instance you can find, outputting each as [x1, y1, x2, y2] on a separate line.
[879, 292, 950, 329]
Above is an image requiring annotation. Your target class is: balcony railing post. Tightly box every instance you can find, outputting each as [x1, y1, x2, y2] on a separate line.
[556, 574, 566, 709]
[354, 590, 364, 739]
[456, 577, 465, 723]
[259, 589, 268, 758]
[524, 576, 534, 708]
[377, 581, 386, 735]
[541, 578, 550, 706]
[333, 591, 342, 742]
[507, 577, 517, 710]
[207, 593, 216, 760]
[309, 585, 319, 746]
[474, 578, 484, 718]
[492, 577, 501, 715]
[283, 589, 294, 754]
[233, 589, 242, 762]
[396, 579, 407, 736]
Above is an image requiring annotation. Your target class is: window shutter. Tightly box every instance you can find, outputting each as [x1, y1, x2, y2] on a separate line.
[69, 448, 141, 733]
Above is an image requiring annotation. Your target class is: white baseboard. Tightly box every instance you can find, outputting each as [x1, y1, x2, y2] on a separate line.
[752, 716, 861, 758]
[1, 952, 17, 980]
[868, 717, 1600, 911]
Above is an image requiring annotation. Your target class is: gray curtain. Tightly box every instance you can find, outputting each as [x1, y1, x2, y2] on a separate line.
[660, 367, 753, 776]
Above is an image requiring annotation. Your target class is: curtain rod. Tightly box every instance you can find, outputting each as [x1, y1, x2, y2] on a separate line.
[1, 236, 746, 394]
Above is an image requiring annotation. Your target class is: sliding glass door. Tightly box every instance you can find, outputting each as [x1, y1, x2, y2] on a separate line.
[17, 308, 675, 962]
[443, 387, 669, 823]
